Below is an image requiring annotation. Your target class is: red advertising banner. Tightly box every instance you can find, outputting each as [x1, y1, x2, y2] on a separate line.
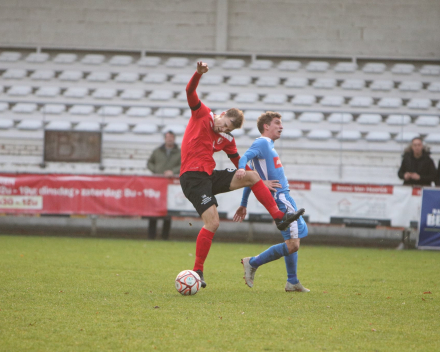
[331, 183, 394, 195]
[288, 180, 311, 190]
[0, 174, 168, 216]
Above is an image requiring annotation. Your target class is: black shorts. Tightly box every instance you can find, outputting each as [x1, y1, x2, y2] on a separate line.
[180, 169, 237, 216]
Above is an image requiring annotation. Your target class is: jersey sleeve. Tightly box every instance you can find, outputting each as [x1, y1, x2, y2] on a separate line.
[240, 187, 252, 207]
[223, 138, 238, 158]
[238, 139, 266, 169]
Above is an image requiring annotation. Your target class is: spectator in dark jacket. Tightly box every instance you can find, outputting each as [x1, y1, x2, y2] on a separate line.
[398, 137, 437, 186]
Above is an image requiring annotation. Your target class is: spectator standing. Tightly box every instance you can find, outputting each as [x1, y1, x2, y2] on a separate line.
[147, 131, 181, 239]
[397, 137, 436, 186]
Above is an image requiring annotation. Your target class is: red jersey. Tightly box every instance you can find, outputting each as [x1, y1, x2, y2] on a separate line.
[180, 101, 238, 176]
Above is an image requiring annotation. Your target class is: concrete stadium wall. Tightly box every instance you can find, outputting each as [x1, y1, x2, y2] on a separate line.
[0, 0, 439, 58]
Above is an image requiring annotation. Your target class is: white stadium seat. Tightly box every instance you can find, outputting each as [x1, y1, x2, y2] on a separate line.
[0, 119, 14, 129]
[109, 55, 133, 66]
[154, 108, 180, 118]
[313, 78, 336, 89]
[0, 102, 9, 113]
[206, 92, 230, 102]
[263, 93, 287, 104]
[104, 122, 129, 133]
[8, 86, 32, 96]
[25, 53, 49, 63]
[53, 53, 77, 64]
[320, 96, 344, 107]
[365, 131, 391, 142]
[341, 79, 365, 90]
[298, 112, 324, 123]
[200, 75, 223, 85]
[81, 54, 105, 65]
[36, 86, 60, 97]
[277, 60, 301, 71]
[120, 89, 144, 100]
[31, 69, 55, 80]
[427, 82, 440, 92]
[362, 62, 386, 74]
[46, 121, 71, 130]
[292, 95, 316, 106]
[69, 105, 94, 115]
[165, 57, 189, 68]
[162, 124, 186, 135]
[59, 70, 83, 81]
[415, 115, 439, 126]
[378, 97, 402, 108]
[2, 69, 27, 79]
[284, 77, 308, 88]
[75, 121, 101, 131]
[0, 51, 21, 62]
[132, 123, 158, 134]
[183, 109, 192, 118]
[280, 111, 295, 121]
[257, 76, 280, 88]
[391, 64, 414, 74]
[234, 92, 259, 104]
[306, 61, 329, 72]
[92, 88, 117, 99]
[245, 110, 264, 121]
[98, 106, 123, 116]
[250, 60, 273, 70]
[334, 62, 357, 73]
[407, 98, 431, 110]
[12, 103, 37, 114]
[137, 56, 161, 67]
[149, 90, 173, 101]
[386, 114, 411, 125]
[395, 132, 419, 143]
[420, 65, 440, 76]
[328, 113, 353, 124]
[221, 59, 245, 70]
[248, 127, 261, 138]
[370, 80, 394, 91]
[398, 81, 422, 92]
[126, 107, 152, 117]
[357, 114, 382, 125]
[337, 130, 361, 141]
[281, 128, 302, 139]
[41, 104, 66, 115]
[424, 133, 440, 144]
[228, 75, 252, 86]
[171, 74, 192, 85]
[143, 73, 167, 84]
[87, 71, 111, 82]
[230, 128, 244, 137]
[64, 87, 88, 98]
[176, 91, 187, 102]
[17, 120, 43, 130]
[115, 72, 139, 83]
[349, 96, 373, 108]
[307, 129, 332, 140]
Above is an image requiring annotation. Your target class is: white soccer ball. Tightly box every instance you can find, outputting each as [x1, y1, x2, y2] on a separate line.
[175, 270, 201, 295]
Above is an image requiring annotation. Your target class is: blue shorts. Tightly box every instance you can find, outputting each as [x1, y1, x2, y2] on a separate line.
[276, 192, 308, 241]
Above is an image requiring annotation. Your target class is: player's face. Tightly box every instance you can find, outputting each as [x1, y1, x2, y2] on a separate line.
[213, 114, 235, 134]
[265, 118, 283, 140]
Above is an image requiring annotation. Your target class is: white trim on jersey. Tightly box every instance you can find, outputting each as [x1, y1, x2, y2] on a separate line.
[278, 193, 299, 239]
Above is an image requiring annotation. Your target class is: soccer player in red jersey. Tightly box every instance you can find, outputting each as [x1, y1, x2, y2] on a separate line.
[180, 62, 304, 288]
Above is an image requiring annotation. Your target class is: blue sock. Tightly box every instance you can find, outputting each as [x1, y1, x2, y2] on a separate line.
[285, 251, 299, 285]
[249, 243, 289, 268]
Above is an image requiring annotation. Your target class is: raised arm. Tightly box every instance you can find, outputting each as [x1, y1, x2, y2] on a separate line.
[186, 61, 208, 110]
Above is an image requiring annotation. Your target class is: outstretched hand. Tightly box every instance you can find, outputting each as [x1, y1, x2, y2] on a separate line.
[233, 206, 247, 222]
[196, 61, 209, 74]
[263, 180, 281, 192]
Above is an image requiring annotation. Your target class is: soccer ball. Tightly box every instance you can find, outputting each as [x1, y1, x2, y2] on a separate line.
[175, 270, 201, 296]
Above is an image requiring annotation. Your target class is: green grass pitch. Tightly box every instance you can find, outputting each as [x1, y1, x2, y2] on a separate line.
[0, 235, 439, 351]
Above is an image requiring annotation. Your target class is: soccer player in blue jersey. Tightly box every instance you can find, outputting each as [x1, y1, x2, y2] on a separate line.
[233, 111, 309, 292]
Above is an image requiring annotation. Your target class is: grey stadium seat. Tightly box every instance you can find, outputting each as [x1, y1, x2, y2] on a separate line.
[154, 108, 181, 118]
[365, 131, 391, 142]
[221, 59, 245, 70]
[357, 114, 382, 125]
[75, 121, 101, 131]
[12, 103, 37, 114]
[109, 55, 133, 66]
[362, 63, 386, 74]
[234, 92, 259, 104]
[41, 104, 66, 115]
[292, 95, 316, 106]
[298, 112, 324, 123]
[25, 53, 49, 63]
[59, 70, 83, 81]
[206, 92, 230, 103]
[386, 114, 411, 125]
[349, 96, 373, 108]
[398, 81, 422, 92]
[313, 78, 336, 89]
[370, 80, 394, 91]
[395, 132, 419, 143]
[245, 110, 265, 121]
[420, 65, 440, 76]
[277, 60, 301, 71]
[306, 61, 329, 72]
[200, 75, 223, 85]
[281, 128, 302, 139]
[87, 71, 111, 82]
[8, 86, 32, 96]
[120, 89, 144, 100]
[104, 122, 130, 133]
[64, 87, 89, 98]
[35, 86, 60, 98]
[320, 96, 344, 107]
[46, 121, 72, 130]
[69, 105, 94, 115]
[143, 73, 167, 84]
[256, 76, 279, 87]
[17, 120, 43, 130]
[92, 88, 117, 99]
[328, 113, 353, 124]
[391, 64, 414, 75]
[228, 75, 252, 86]
[341, 79, 365, 90]
[424, 133, 440, 144]
[171, 74, 192, 85]
[126, 107, 152, 117]
[2, 69, 27, 79]
[337, 130, 361, 141]
[132, 123, 158, 134]
[378, 97, 402, 108]
[307, 129, 332, 140]
[427, 82, 440, 92]
[0, 51, 21, 62]
[31, 69, 55, 80]
[165, 57, 189, 68]
[0, 119, 14, 129]
[407, 98, 431, 110]
[263, 93, 287, 105]
[115, 72, 139, 83]
[162, 124, 186, 135]
[250, 60, 273, 70]
[137, 56, 161, 67]
[284, 77, 308, 88]
[148, 90, 174, 101]
[415, 115, 439, 126]
[53, 53, 77, 64]
[81, 54, 105, 65]
[334, 62, 357, 73]
[98, 106, 123, 117]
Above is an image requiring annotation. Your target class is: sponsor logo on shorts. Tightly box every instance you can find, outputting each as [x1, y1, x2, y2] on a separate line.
[226, 168, 235, 172]
[201, 194, 212, 205]
[273, 156, 282, 168]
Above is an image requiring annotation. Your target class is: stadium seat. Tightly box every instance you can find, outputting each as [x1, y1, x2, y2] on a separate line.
[81, 54, 105, 65]
[162, 124, 186, 135]
[292, 94, 316, 106]
[200, 75, 223, 85]
[437, 101, 440, 110]
[120, 89, 144, 100]
[320, 96, 344, 107]
[171, 74, 192, 85]
[365, 131, 391, 142]
[59, 70, 83, 81]
[334, 62, 357, 73]
[357, 114, 382, 125]
[221, 59, 245, 70]
[8, 85, 32, 96]
[341, 79, 365, 90]
[234, 92, 259, 104]
[427, 82, 440, 92]
[349, 96, 373, 108]
[126, 107, 152, 117]
[407, 98, 431, 110]
[280, 111, 295, 121]
[0, 102, 8, 113]
[306, 61, 329, 72]
[395, 132, 419, 143]
[31, 69, 55, 80]
[386, 114, 411, 125]
[281, 128, 302, 139]
[277, 60, 301, 71]
[154, 108, 181, 118]
[98, 106, 123, 116]
[17, 120, 43, 130]
[25, 53, 49, 63]
[206, 92, 230, 102]
[263, 93, 287, 104]
[92, 88, 117, 99]
[378, 97, 402, 108]
[313, 78, 336, 89]
[362, 62, 386, 74]
[2, 68, 27, 79]
[137, 56, 161, 67]
[53, 53, 77, 64]
[248, 127, 261, 138]
[424, 133, 440, 144]
[328, 113, 353, 124]
[165, 57, 189, 68]
[250, 60, 273, 70]
[228, 75, 252, 86]
[0, 85, 3, 94]
[64, 87, 89, 98]
[284, 77, 308, 88]
[148, 90, 174, 101]
[0, 119, 14, 129]
[12, 103, 37, 114]
[0, 51, 21, 62]
[183, 109, 191, 118]
[69, 105, 94, 115]
[86, 71, 111, 82]
[41, 104, 66, 115]
[398, 81, 422, 92]
[176, 91, 187, 102]
[415, 115, 439, 126]
[194, 58, 216, 68]
[143, 73, 167, 84]
[115, 72, 139, 83]
[307, 129, 332, 140]
[74, 121, 101, 131]
[245, 110, 265, 121]
[391, 64, 414, 74]
[230, 128, 244, 137]
[298, 112, 324, 123]
[104, 122, 129, 133]
[45, 121, 72, 130]
[109, 55, 133, 66]
[370, 80, 394, 91]
[132, 123, 158, 134]
[35, 86, 61, 98]
[420, 65, 440, 76]
[336, 130, 361, 141]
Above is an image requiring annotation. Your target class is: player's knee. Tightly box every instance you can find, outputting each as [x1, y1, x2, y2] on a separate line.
[206, 217, 220, 231]
[247, 171, 261, 186]
[286, 240, 299, 254]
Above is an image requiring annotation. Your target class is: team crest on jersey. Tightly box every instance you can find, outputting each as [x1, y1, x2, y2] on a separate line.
[217, 137, 223, 144]
[273, 156, 282, 168]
